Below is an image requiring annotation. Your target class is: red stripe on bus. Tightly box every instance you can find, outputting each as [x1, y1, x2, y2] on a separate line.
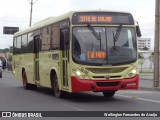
[71, 75, 139, 92]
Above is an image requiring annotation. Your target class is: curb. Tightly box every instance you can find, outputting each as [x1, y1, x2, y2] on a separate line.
[140, 78, 153, 80]
[139, 86, 160, 91]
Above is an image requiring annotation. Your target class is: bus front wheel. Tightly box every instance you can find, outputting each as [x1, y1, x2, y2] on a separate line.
[22, 71, 37, 90]
[53, 75, 65, 98]
[102, 91, 115, 97]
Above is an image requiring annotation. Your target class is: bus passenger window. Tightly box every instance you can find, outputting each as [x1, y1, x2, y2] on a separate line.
[13, 38, 17, 54]
[42, 27, 50, 51]
[27, 33, 34, 53]
[16, 36, 21, 54]
[51, 25, 60, 50]
[22, 34, 27, 54]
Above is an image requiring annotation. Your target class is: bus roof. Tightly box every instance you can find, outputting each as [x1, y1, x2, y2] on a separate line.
[14, 10, 132, 37]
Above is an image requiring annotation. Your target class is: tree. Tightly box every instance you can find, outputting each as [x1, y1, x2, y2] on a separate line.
[0, 48, 10, 53]
[142, 46, 149, 51]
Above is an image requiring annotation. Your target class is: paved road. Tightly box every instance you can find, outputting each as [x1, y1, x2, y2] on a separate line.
[139, 79, 153, 88]
[139, 73, 160, 90]
[0, 71, 160, 120]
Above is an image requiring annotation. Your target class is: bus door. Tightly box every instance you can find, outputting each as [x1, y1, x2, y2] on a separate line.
[34, 35, 40, 83]
[60, 28, 69, 88]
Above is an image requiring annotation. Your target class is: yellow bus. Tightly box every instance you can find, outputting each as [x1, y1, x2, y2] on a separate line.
[12, 10, 141, 98]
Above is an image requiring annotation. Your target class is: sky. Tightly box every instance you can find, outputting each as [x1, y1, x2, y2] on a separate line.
[0, 0, 155, 49]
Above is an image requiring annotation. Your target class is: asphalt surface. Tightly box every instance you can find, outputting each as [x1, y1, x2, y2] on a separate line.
[0, 71, 160, 120]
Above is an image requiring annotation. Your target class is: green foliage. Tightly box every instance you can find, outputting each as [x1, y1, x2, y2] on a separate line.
[0, 48, 9, 53]
[142, 46, 149, 50]
[138, 53, 144, 60]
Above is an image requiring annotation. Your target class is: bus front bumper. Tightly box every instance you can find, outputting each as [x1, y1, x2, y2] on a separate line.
[71, 75, 139, 92]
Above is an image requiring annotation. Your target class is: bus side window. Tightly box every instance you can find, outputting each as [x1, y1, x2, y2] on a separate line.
[22, 34, 27, 54]
[41, 26, 50, 51]
[13, 38, 17, 54]
[27, 33, 34, 53]
[17, 36, 21, 54]
[34, 35, 40, 53]
[51, 25, 60, 50]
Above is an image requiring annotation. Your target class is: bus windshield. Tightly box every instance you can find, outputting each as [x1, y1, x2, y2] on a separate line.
[72, 26, 137, 65]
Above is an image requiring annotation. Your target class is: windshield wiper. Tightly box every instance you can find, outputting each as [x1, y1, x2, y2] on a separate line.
[87, 24, 102, 50]
[113, 24, 122, 48]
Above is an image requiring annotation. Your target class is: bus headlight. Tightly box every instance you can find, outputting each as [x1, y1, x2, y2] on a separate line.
[131, 69, 137, 74]
[74, 69, 90, 80]
[75, 70, 81, 76]
[126, 69, 137, 78]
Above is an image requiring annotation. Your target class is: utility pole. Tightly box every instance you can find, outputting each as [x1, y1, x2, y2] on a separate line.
[28, 0, 38, 27]
[154, 0, 160, 87]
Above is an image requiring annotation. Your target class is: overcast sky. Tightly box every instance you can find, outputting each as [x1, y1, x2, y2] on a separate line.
[0, 0, 155, 49]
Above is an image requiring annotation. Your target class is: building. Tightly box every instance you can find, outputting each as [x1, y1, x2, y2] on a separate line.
[137, 38, 151, 50]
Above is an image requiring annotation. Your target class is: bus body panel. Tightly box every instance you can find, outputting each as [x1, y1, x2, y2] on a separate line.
[38, 52, 52, 87]
[13, 54, 35, 84]
[12, 55, 22, 81]
[21, 54, 35, 84]
[38, 51, 62, 88]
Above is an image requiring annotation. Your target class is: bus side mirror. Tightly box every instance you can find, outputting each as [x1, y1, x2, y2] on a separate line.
[136, 25, 142, 37]
[136, 23, 142, 37]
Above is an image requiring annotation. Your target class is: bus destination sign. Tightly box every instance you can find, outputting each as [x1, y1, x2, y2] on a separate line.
[72, 12, 134, 25]
[79, 15, 112, 23]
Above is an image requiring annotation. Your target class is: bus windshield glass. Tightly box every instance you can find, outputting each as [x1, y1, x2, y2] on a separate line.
[72, 26, 137, 65]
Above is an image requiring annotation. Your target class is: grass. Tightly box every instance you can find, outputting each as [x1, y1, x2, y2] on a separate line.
[139, 72, 153, 74]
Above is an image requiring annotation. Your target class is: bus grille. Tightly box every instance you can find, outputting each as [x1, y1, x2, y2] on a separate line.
[92, 76, 121, 79]
[86, 67, 128, 74]
[96, 82, 120, 87]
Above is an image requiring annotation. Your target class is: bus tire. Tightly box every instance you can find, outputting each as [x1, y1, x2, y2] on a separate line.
[103, 91, 115, 97]
[30, 84, 37, 90]
[22, 71, 37, 90]
[22, 71, 30, 89]
[52, 74, 65, 98]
